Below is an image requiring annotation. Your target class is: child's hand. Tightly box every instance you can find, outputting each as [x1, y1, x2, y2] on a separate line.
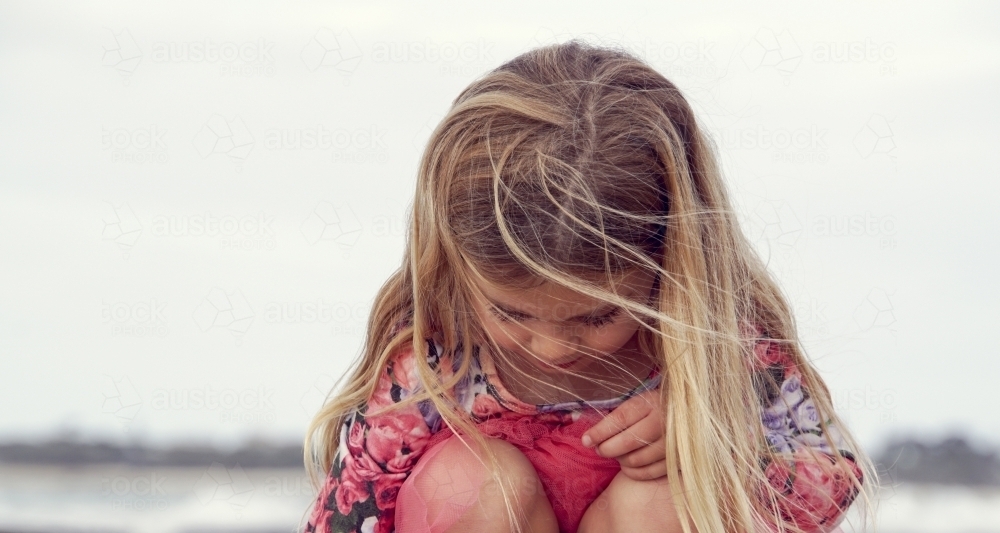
[581, 389, 667, 481]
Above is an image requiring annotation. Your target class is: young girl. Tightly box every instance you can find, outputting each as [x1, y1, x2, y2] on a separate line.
[302, 40, 875, 533]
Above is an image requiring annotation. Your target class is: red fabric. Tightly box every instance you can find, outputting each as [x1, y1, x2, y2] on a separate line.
[396, 410, 620, 533]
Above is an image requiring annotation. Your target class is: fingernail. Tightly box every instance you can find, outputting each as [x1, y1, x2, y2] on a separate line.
[582, 435, 593, 447]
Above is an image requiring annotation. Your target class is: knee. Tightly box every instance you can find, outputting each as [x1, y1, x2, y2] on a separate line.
[399, 435, 490, 510]
[397, 436, 545, 530]
[598, 472, 687, 532]
[462, 437, 546, 511]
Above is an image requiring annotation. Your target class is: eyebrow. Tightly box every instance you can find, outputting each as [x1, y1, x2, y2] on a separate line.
[486, 299, 620, 321]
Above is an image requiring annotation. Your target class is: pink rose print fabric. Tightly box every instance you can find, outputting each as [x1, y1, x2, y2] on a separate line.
[749, 330, 864, 533]
[304, 323, 862, 533]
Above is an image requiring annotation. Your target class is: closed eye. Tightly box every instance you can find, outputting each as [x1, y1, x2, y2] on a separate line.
[488, 306, 529, 322]
[489, 305, 621, 328]
[584, 306, 621, 327]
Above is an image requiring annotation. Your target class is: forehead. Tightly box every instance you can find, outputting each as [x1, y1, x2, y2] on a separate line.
[473, 268, 652, 309]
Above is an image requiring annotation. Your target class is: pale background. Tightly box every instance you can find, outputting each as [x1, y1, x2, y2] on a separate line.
[1, 1, 998, 532]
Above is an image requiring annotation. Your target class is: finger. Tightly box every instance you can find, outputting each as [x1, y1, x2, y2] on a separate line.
[594, 413, 663, 459]
[582, 391, 656, 447]
[616, 436, 666, 469]
[582, 405, 640, 447]
[594, 414, 660, 457]
[619, 459, 669, 482]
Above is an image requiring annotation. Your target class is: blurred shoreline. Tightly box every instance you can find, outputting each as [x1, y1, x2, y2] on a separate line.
[0, 463, 315, 533]
[2, 433, 1000, 533]
[0, 439, 303, 468]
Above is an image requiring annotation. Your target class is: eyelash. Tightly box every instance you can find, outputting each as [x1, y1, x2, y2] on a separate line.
[489, 306, 622, 327]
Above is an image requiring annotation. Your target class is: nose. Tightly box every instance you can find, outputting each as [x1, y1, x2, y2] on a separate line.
[528, 324, 581, 364]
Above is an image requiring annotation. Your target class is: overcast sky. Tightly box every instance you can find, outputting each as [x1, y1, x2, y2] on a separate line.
[1, 0, 998, 454]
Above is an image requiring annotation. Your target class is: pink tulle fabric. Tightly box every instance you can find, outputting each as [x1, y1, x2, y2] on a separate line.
[395, 411, 621, 533]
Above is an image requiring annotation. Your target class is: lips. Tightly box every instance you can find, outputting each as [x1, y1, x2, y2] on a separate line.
[552, 356, 582, 369]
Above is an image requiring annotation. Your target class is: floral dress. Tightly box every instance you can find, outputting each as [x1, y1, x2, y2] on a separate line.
[304, 326, 863, 533]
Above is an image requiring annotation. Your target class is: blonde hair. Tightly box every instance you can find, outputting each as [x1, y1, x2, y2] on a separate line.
[305, 39, 877, 533]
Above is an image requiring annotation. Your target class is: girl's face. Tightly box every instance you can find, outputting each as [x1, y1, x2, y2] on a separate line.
[469, 268, 659, 375]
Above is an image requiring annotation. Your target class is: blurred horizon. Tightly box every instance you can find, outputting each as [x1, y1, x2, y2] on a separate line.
[3, 431, 1000, 533]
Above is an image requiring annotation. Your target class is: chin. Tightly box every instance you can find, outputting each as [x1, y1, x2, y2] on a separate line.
[540, 354, 601, 374]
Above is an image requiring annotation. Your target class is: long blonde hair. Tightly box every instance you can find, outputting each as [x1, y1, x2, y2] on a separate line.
[305, 39, 877, 533]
